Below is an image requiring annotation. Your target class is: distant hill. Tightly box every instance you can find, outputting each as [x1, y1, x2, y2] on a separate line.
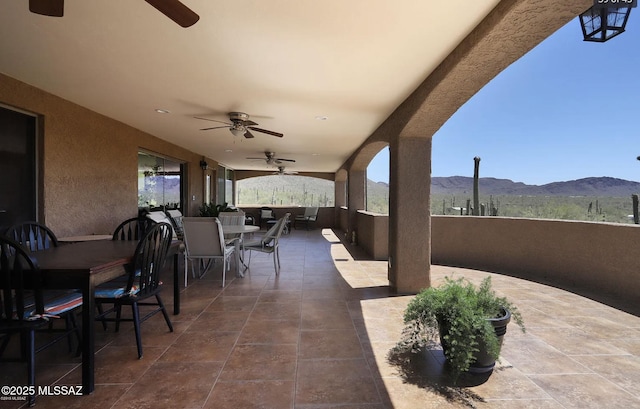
[431, 176, 640, 197]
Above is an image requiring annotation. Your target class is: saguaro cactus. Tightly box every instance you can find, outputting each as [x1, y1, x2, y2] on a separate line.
[473, 156, 481, 216]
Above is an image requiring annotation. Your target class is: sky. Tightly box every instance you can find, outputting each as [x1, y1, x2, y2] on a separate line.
[367, 10, 640, 186]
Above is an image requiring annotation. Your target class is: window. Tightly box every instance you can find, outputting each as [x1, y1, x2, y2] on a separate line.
[138, 152, 183, 211]
[215, 166, 235, 205]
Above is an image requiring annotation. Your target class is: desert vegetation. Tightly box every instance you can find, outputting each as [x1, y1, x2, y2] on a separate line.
[237, 175, 334, 207]
[236, 175, 639, 224]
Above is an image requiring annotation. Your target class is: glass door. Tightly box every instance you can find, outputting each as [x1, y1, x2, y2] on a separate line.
[0, 105, 37, 231]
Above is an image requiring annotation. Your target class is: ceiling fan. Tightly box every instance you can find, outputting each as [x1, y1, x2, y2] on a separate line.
[247, 152, 295, 165]
[28, 0, 200, 28]
[196, 112, 283, 139]
[273, 166, 298, 176]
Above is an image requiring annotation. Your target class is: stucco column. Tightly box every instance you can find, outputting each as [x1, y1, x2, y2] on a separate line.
[347, 169, 366, 239]
[388, 136, 431, 293]
[334, 177, 347, 228]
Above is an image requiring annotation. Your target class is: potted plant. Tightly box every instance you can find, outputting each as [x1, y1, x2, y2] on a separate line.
[199, 202, 238, 217]
[396, 276, 525, 380]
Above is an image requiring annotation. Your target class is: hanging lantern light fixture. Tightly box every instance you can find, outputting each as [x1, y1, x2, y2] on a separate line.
[579, 2, 634, 42]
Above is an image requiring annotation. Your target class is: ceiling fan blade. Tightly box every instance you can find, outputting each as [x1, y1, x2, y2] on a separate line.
[277, 158, 296, 163]
[244, 130, 255, 139]
[29, 0, 64, 16]
[248, 127, 284, 138]
[200, 126, 230, 131]
[145, 0, 200, 28]
[194, 117, 231, 125]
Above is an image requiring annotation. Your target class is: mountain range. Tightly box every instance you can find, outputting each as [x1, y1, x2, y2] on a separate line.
[373, 176, 640, 197]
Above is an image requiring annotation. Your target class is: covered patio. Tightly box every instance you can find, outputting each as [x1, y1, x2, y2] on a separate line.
[2, 228, 639, 408]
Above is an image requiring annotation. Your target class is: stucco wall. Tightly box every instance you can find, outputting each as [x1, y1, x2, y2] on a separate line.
[431, 216, 640, 309]
[356, 210, 389, 260]
[349, 212, 640, 309]
[338, 206, 348, 232]
[0, 73, 215, 237]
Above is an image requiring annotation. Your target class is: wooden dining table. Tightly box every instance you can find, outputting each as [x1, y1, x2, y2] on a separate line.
[35, 239, 182, 395]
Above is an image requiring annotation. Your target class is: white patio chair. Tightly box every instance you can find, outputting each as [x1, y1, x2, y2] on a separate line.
[217, 210, 246, 244]
[294, 207, 318, 230]
[243, 213, 290, 275]
[146, 210, 178, 240]
[165, 209, 184, 239]
[181, 217, 236, 287]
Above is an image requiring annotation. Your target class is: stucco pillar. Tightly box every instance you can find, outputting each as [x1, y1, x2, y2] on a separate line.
[388, 136, 431, 293]
[334, 177, 347, 228]
[347, 169, 366, 239]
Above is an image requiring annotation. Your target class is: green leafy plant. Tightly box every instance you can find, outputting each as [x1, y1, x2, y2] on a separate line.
[198, 202, 238, 217]
[397, 276, 525, 380]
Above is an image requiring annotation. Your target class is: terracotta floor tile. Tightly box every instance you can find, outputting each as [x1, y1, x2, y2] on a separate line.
[159, 331, 239, 363]
[299, 328, 364, 359]
[114, 361, 222, 409]
[187, 310, 251, 332]
[205, 295, 258, 312]
[249, 301, 301, 321]
[4, 229, 640, 409]
[204, 380, 294, 409]
[528, 373, 639, 409]
[296, 358, 381, 406]
[220, 344, 297, 381]
[238, 319, 300, 345]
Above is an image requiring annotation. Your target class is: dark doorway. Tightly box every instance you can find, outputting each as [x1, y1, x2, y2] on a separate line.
[0, 105, 37, 232]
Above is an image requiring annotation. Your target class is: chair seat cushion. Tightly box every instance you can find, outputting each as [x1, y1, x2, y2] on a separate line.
[95, 284, 140, 299]
[22, 291, 83, 320]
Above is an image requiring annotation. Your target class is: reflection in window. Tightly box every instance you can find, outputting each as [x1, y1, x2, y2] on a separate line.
[138, 152, 182, 211]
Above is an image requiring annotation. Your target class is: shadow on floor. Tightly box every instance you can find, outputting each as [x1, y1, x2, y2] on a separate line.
[386, 343, 508, 408]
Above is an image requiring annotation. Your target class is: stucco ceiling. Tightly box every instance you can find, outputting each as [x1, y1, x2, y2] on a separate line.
[0, 0, 501, 173]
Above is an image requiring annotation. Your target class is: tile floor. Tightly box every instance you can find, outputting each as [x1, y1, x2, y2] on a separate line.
[1, 228, 640, 408]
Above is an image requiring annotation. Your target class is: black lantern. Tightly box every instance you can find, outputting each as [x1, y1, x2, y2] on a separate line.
[579, 6, 632, 42]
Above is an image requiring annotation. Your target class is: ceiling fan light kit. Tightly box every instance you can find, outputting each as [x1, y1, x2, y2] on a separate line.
[246, 151, 296, 166]
[196, 112, 283, 139]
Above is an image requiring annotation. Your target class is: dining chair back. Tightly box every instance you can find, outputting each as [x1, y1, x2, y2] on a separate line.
[165, 209, 184, 239]
[259, 206, 276, 229]
[112, 217, 155, 241]
[6, 221, 58, 251]
[181, 217, 235, 287]
[0, 235, 83, 406]
[95, 222, 174, 359]
[145, 211, 178, 239]
[218, 211, 246, 243]
[244, 213, 290, 275]
[294, 207, 319, 230]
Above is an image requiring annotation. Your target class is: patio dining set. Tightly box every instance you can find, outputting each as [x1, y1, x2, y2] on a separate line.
[0, 209, 291, 406]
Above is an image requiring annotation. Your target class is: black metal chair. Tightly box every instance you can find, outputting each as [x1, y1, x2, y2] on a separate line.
[259, 207, 275, 229]
[0, 235, 83, 407]
[112, 217, 155, 241]
[95, 222, 174, 359]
